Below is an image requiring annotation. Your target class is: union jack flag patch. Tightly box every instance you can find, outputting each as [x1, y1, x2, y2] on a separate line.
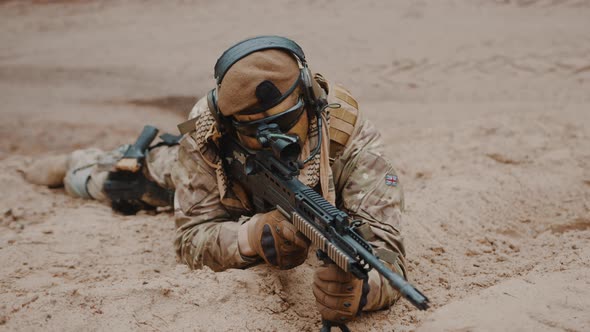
[385, 174, 398, 187]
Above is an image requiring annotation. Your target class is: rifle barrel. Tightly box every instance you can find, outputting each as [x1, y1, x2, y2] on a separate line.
[349, 237, 430, 310]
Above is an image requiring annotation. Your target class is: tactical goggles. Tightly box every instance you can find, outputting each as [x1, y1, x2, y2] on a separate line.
[232, 96, 306, 137]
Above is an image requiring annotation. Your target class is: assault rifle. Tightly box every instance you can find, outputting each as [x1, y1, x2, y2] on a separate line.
[221, 123, 429, 331]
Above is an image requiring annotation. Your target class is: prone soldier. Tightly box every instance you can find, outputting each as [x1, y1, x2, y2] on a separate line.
[23, 36, 412, 326]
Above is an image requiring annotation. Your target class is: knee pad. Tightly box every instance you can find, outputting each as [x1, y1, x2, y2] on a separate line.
[64, 166, 93, 199]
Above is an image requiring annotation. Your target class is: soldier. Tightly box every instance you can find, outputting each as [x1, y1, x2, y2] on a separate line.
[24, 36, 407, 325]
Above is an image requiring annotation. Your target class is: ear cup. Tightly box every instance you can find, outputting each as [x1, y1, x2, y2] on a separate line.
[300, 66, 317, 108]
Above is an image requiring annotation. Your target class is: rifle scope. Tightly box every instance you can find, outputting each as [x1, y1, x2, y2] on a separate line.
[255, 123, 301, 163]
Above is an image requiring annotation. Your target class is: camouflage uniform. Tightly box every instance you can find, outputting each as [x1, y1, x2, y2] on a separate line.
[173, 76, 407, 311]
[56, 74, 406, 312]
[62, 144, 178, 204]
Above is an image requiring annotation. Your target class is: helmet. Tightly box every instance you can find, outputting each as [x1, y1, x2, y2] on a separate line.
[208, 36, 323, 150]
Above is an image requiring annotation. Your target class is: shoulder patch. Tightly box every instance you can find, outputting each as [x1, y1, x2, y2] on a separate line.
[385, 174, 398, 187]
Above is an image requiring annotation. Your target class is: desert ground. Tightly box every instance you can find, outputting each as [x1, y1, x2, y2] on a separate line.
[1, 0, 589, 331]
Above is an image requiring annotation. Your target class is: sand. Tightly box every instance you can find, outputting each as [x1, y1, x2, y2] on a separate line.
[1, 0, 589, 331]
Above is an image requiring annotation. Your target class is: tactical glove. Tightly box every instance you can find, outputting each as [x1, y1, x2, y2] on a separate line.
[247, 210, 310, 269]
[312, 263, 369, 323]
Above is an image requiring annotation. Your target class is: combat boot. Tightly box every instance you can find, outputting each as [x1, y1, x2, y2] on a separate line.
[21, 154, 68, 187]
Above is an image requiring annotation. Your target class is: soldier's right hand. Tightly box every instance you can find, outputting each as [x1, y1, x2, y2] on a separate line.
[241, 210, 310, 269]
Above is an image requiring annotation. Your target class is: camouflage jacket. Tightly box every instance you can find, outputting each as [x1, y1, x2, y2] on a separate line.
[170, 76, 407, 311]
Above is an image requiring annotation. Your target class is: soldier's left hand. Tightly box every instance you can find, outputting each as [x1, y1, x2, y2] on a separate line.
[312, 263, 369, 323]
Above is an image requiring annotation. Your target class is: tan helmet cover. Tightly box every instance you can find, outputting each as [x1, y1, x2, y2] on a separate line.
[216, 49, 301, 117]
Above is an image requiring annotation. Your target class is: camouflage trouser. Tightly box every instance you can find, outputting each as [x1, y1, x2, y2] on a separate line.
[63, 146, 129, 202]
[63, 145, 178, 203]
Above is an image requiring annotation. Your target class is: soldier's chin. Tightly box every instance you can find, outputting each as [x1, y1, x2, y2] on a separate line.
[286, 111, 309, 149]
[236, 133, 264, 150]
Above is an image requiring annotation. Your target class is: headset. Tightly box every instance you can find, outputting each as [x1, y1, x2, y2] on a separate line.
[207, 35, 323, 134]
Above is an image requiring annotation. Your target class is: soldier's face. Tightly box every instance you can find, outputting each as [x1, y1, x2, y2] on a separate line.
[232, 94, 309, 150]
